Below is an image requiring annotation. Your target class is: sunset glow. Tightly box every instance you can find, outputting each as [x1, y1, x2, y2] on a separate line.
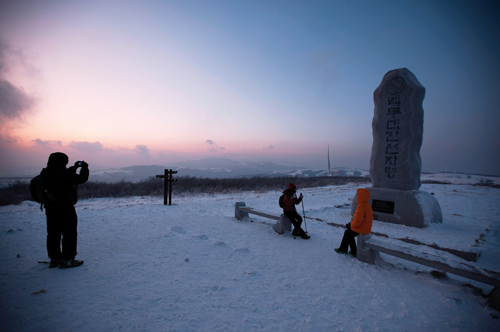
[1, 0, 499, 176]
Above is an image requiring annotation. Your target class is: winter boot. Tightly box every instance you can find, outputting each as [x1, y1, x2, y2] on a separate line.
[59, 259, 84, 269]
[335, 248, 347, 254]
[298, 227, 310, 239]
[49, 259, 61, 268]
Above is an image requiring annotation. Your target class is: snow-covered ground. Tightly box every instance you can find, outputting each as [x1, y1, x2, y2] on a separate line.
[1, 183, 499, 331]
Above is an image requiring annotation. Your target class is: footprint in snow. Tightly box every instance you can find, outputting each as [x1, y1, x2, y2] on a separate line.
[165, 226, 187, 237]
[170, 226, 186, 234]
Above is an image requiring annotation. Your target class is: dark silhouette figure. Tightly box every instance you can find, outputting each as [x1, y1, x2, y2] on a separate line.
[42, 152, 89, 268]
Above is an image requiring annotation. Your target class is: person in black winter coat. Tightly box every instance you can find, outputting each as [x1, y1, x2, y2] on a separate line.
[42, 152, 89, 268]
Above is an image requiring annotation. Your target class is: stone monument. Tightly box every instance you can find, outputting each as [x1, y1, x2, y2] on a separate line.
[351, 68, 442, 228]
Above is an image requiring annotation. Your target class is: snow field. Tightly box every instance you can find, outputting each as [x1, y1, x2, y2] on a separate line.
[1, 183, 499, 331]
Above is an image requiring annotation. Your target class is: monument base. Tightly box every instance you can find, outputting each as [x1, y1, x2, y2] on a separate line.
[351, 187, 442, 228]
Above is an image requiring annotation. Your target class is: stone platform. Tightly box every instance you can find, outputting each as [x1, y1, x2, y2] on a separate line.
[351, 187, 442, 228]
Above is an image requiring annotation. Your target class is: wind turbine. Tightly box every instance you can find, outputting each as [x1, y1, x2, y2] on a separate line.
[328, 145, 337, 176]
[328, 145, 331, 175]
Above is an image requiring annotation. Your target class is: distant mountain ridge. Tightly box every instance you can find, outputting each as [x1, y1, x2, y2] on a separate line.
[1, 158, 499, 188]
[89, 158, 370, 183]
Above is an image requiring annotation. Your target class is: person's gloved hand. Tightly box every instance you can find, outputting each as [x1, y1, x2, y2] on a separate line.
[80, 161, 89, 168]
[299, 193, 303, 199]
[292, 194, 297, 199]
[74, 161, 82, 168]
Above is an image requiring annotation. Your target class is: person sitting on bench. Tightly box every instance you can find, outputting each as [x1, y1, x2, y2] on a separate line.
[335, 188, 373, 257]
[282, 183, 310, 239]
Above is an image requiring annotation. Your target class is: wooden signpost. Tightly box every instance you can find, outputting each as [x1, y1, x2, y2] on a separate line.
[156, 169, 178, 205]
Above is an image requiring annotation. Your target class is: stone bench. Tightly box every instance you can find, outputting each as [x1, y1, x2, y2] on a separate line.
[357, 233, 500, 310]
[234, 202, 291, 234]
[357, 233, 500, 288]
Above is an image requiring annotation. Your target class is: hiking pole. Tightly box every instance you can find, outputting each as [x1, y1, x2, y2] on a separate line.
[301, 197, 307, 234]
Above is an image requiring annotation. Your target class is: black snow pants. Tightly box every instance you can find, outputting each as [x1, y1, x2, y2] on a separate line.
[45, 205, 78, 260]
[284, 210, 306, 235]
[339, 228, 360, 255]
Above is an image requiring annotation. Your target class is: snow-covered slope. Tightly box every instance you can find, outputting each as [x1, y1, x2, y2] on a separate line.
[1, 183, 499, 331]
[422, 172, 500, 186]
[2, 157, 498, 186]
[88, 160, 372, 182]
[88, 164, 499, 184]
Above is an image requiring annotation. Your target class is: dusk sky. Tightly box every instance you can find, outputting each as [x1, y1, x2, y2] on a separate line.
[1, 0, 499, 176]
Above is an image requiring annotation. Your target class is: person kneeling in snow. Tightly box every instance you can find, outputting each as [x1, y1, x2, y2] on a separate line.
[335, 188, 373, 257]
[282, 183, 310, 239]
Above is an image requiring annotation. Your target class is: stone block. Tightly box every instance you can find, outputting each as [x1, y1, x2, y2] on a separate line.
[356, 234, 383, 265]
[274, 214, 292, 234]
[351, 187, 442, 228]
[370, 68, 425, 190]
[234, 202, 249, 220]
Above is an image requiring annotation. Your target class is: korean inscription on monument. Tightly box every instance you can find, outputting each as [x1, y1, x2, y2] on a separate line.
[370, 68, 425, 190]
[384, 79, 405, 179]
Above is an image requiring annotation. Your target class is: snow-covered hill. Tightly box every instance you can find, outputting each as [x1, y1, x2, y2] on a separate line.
[84, 158, 371, 182]
[421, 172, 500, 186]
[86, 159, 499, 184]
[2, 158, 498, 187]
[1, 182, 499, 331]
[88, 160, 327, 182]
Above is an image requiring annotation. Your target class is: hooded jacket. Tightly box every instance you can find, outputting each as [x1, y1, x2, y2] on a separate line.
[282, 188, 302, 212]
[350, 188, 373, 234]
[42, 152, 89, 206]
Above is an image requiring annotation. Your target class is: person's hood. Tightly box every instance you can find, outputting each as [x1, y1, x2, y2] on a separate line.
[47, 152, 69, 170]
[357, 188, 370, 204]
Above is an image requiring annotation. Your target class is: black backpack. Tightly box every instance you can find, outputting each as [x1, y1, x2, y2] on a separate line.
[30, 171, 55, 205]
[279, 194, 285, 208]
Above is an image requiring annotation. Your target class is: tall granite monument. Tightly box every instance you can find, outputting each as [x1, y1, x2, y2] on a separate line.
[351, 68, 442, 228]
